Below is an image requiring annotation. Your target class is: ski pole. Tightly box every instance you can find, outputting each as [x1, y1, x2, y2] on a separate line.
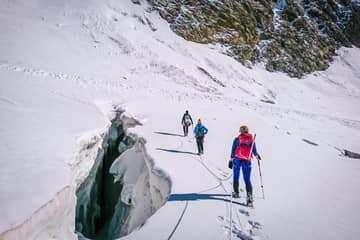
[257, 158, 265, 199]
[250, 134, 265, 199]
[229, 192, 233, 240]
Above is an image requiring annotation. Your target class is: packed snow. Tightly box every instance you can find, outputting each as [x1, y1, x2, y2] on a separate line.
[0, 0, 359, 239]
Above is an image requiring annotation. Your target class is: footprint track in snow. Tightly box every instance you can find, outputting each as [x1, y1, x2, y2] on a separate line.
[0, 62, 126, 91]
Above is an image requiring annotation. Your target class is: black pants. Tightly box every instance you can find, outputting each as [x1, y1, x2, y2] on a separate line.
[196, 137, 204, 154]
[183, 124, 189, 136]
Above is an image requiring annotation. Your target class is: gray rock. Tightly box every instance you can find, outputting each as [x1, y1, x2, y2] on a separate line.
[145, 0, 360, 77]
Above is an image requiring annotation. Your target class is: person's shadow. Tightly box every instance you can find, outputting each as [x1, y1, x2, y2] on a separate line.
[168, 193, 247, 207]
[154, 131, 184, 137]
[156, 148, 198, 155]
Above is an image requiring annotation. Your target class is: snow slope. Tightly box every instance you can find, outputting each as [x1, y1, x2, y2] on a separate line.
[0, 0, 359, 239]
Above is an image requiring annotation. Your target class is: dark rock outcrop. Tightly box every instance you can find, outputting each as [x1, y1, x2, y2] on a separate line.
[147, 0, 360, 77]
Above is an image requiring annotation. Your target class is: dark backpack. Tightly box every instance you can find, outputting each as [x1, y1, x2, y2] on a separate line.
[197, 126, 204, 138]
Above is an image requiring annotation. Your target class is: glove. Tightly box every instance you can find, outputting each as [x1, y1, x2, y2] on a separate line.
[256, 154, 262, 160]
[228, 160, 233, 169]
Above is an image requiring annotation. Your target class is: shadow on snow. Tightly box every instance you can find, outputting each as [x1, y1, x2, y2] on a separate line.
[156, 148, 198, 156]
[154, 131, 184, 137]
[168, 193, 248, 207]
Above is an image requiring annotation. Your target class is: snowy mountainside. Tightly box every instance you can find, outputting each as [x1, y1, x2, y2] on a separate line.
[0, 0, 360, 240]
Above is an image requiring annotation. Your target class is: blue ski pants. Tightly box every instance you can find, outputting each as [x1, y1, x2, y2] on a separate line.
[232, 158, 252, 185]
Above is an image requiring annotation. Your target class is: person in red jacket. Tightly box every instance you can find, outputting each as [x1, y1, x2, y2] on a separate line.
[228, 125, 261, 206]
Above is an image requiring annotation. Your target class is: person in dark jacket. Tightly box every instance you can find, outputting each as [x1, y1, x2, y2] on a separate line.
[193, 119, 208, 155]
[228, 125, 261, 206]
[181, 110, 193, 136]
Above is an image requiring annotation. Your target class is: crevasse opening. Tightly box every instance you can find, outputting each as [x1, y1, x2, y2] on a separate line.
[75, 108, 172, 240]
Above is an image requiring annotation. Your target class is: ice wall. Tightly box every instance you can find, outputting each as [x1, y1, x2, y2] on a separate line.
[75, 109, 172, 240]
[0, 109, 172, 240]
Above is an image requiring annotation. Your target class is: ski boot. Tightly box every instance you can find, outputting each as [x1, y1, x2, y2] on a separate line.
[246, 197, 254, 207]
[232, 192, 240, 198]
[232, 182, 240, 198]
[246, 184, 254, 207]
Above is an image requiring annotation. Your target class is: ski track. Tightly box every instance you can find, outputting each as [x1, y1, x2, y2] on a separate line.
[0, 62, 126, 91]
[167, 200, 189, 240]
[203, 158, 261, 240]
[1, 1, 360, 239]
[156, 135, 238, 239]
[226, 96, 360, 130]
[3, 52, 350, 239]
[0, 96, 17, 106]
[1, 61, 359, 133]
[191, 152, 262, 240]
[162, 137, 190, 240]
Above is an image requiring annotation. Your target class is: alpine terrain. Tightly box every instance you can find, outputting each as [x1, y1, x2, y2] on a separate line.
[0, 1, 359, 240]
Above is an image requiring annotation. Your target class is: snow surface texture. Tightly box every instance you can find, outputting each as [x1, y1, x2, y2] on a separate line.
[0, 0, 359, 239]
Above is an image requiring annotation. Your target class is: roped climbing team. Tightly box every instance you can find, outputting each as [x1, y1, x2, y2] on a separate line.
[180, 110, 261, 206]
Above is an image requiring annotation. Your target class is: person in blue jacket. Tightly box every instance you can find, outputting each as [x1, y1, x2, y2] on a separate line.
[193, 119, 208, 155]
[229, 125, 261, 206]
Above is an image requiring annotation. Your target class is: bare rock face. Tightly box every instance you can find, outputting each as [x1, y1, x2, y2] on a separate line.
[146, 0, 360, 77]
[338, 0, 360, 47]
[263, 3, 336, 77]
[149, 0, 273, 62]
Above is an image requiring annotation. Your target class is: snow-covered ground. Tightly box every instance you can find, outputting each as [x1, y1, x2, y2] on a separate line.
[0, 0, 360, 239]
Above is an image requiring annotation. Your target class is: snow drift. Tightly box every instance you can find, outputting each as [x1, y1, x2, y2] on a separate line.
[0, 186, 76, 240]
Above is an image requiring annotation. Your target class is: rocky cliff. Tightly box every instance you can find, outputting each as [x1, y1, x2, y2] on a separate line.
[145, 0, 360, 77]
